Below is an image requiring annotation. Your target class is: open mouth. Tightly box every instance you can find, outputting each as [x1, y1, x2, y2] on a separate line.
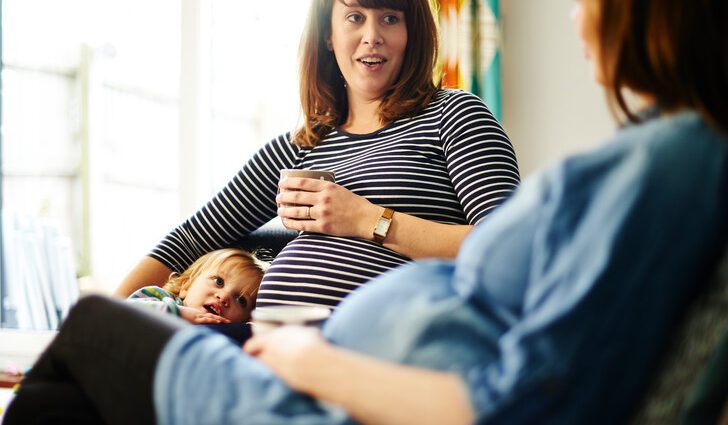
[358, 57, 386, 67]
[204, 304, 221, 316]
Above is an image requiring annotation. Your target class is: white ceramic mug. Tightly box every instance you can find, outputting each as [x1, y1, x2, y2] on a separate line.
[278, 169, 336, 212]
[279, 169, 336, 183]
[250, 305, 332, 335]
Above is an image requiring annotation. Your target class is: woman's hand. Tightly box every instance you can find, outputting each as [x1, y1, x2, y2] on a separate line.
[245, 325, 475, 425]
[179, 305, 231, 324]
[277, 177, 379, 238]
[278, 176, 472, 260]
[243, 326, 328, 393]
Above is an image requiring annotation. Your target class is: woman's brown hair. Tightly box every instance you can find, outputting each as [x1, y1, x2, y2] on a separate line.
[595, 0, 728, 134]
[295, 0, 440, 147]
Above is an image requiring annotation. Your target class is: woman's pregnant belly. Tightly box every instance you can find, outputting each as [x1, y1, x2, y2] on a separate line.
[257, 232, 410, 309]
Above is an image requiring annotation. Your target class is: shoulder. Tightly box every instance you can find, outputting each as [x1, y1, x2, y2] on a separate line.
[256, 131, 305, 154]
[427, 90, 502, 141]
[610, 111, 727, 178]
[271, 131, 303, 150]
[430, 89, 485, 109]
[547, 111, 728, 203]
[429, 89, 495, 124]
[401, 89, 487, 120]
[250, 131, 307, 164]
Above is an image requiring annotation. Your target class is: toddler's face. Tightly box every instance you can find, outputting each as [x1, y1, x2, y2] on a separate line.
[180, 265, 258, 323]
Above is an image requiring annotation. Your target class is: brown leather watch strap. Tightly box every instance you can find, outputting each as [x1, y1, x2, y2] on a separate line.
[373, 207, 395, 243]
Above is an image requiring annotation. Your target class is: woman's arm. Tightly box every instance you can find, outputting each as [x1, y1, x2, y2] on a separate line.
[114, 256, 173, 297]
[114, 134, 301, 297]
[243, 327, 474, 425]
[377, 207, 472, 259]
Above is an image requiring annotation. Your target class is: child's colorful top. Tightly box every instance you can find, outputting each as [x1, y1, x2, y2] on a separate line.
[127, 286, 183, 317]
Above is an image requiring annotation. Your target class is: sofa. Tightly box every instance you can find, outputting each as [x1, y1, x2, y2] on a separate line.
[629, 243, 728, 424]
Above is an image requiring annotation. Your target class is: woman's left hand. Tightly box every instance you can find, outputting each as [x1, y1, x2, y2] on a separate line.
[277, 177, 378, 238]
[243, 326, 328, 393]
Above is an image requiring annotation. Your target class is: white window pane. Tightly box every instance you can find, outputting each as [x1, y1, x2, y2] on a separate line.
[1, 0, 180, 329]
[209, 0, 309, 187]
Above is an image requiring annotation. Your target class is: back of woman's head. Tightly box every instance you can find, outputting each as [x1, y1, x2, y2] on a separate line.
[596, 0, 728, 133]
[295, 0, 440, 147]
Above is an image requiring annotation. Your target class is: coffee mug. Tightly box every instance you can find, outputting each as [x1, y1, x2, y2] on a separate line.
[279, 169, 336, 183]
[278, 169, 336, 209]
[250, 305, 332, 335]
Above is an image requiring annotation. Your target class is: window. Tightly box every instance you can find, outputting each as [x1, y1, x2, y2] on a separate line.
[0, 0, 309, 330]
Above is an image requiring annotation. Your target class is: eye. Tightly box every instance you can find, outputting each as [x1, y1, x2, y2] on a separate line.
[346, 13, 364, 23]
[237, 296, 248, 308]
[213, 276, 224, 287]
[382, 14, 400, 25]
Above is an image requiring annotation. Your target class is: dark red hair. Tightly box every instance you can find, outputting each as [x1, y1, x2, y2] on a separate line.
[595, 0, 728, 134]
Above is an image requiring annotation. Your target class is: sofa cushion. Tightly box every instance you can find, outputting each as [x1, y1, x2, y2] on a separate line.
[629, 245, 728, 424]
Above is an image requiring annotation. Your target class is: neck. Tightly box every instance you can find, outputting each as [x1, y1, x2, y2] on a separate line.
[342, 94, 384, 134]
[635, 92, 657, 110]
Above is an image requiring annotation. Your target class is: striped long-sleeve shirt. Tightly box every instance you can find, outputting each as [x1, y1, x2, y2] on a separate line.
[150, 89, 520, 309]
[127, 286, 183, 316]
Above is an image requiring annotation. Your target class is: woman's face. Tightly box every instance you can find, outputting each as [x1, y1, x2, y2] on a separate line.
[571, 0, 604, 84]
[329, 0, 408, 104]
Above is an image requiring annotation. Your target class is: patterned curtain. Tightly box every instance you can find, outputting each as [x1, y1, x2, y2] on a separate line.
[438, 0, 502, 121]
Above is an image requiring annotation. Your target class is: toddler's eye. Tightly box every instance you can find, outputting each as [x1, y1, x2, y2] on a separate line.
[237, 296, 248, 308]
[213, 277, 224, 287]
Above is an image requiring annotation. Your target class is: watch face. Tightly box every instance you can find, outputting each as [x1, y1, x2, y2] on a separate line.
[374, 218, 391, 236]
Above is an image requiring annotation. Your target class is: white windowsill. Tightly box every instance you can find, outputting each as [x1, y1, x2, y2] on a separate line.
[0, 330, 57, 370]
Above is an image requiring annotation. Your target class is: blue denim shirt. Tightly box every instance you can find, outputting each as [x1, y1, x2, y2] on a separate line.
[154, 111, 728, 425]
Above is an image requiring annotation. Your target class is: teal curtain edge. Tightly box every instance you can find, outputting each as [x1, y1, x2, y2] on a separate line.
[483, 0, 502, 122]
[483, 50, 502, 122]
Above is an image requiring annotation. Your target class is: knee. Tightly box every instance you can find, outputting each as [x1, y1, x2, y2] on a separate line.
[63, 294, 118, 326]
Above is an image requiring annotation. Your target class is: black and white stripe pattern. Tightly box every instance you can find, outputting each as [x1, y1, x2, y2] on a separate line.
[150, 89, 520, 309]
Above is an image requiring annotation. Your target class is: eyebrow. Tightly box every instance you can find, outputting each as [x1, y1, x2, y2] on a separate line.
[338, 1, 403, 12]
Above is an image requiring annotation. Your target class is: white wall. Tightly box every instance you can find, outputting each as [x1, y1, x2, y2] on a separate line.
[500, 0, 615, 177]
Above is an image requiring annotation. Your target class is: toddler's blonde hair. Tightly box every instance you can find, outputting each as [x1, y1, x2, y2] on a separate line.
[163, 248, 267, 306]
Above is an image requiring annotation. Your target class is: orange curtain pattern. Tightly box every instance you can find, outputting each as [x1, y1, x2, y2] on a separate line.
[438, 0, 502, 120]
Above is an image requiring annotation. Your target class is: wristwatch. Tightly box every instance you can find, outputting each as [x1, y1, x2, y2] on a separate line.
[373, 208, 394, 243]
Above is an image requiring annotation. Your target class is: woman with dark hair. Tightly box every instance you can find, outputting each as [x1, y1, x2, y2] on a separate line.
[5, 0, 728, 423]
[113, 0, 520, 313]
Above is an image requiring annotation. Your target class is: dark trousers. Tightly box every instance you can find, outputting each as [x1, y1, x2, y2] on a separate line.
[3, 295, 188, 425]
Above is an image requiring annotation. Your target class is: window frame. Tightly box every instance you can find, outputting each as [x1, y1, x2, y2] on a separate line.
[1, 0, 6, 328]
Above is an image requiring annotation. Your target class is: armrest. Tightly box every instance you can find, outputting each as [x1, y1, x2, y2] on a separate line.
[237, 221, 298, 262]
[629, 243, 728, 423]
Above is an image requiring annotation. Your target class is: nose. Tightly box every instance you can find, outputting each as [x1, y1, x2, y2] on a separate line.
[569, 3, 580, 24]
[216, 291, 231, 308]
[362, 21, 383, 46]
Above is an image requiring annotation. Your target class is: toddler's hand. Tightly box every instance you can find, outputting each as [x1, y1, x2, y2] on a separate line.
[179, 305, 231, 324]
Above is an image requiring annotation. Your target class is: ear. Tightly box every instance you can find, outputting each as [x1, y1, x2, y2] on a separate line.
[326, 38, 333, 51]
[179, 288, 187, 299]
